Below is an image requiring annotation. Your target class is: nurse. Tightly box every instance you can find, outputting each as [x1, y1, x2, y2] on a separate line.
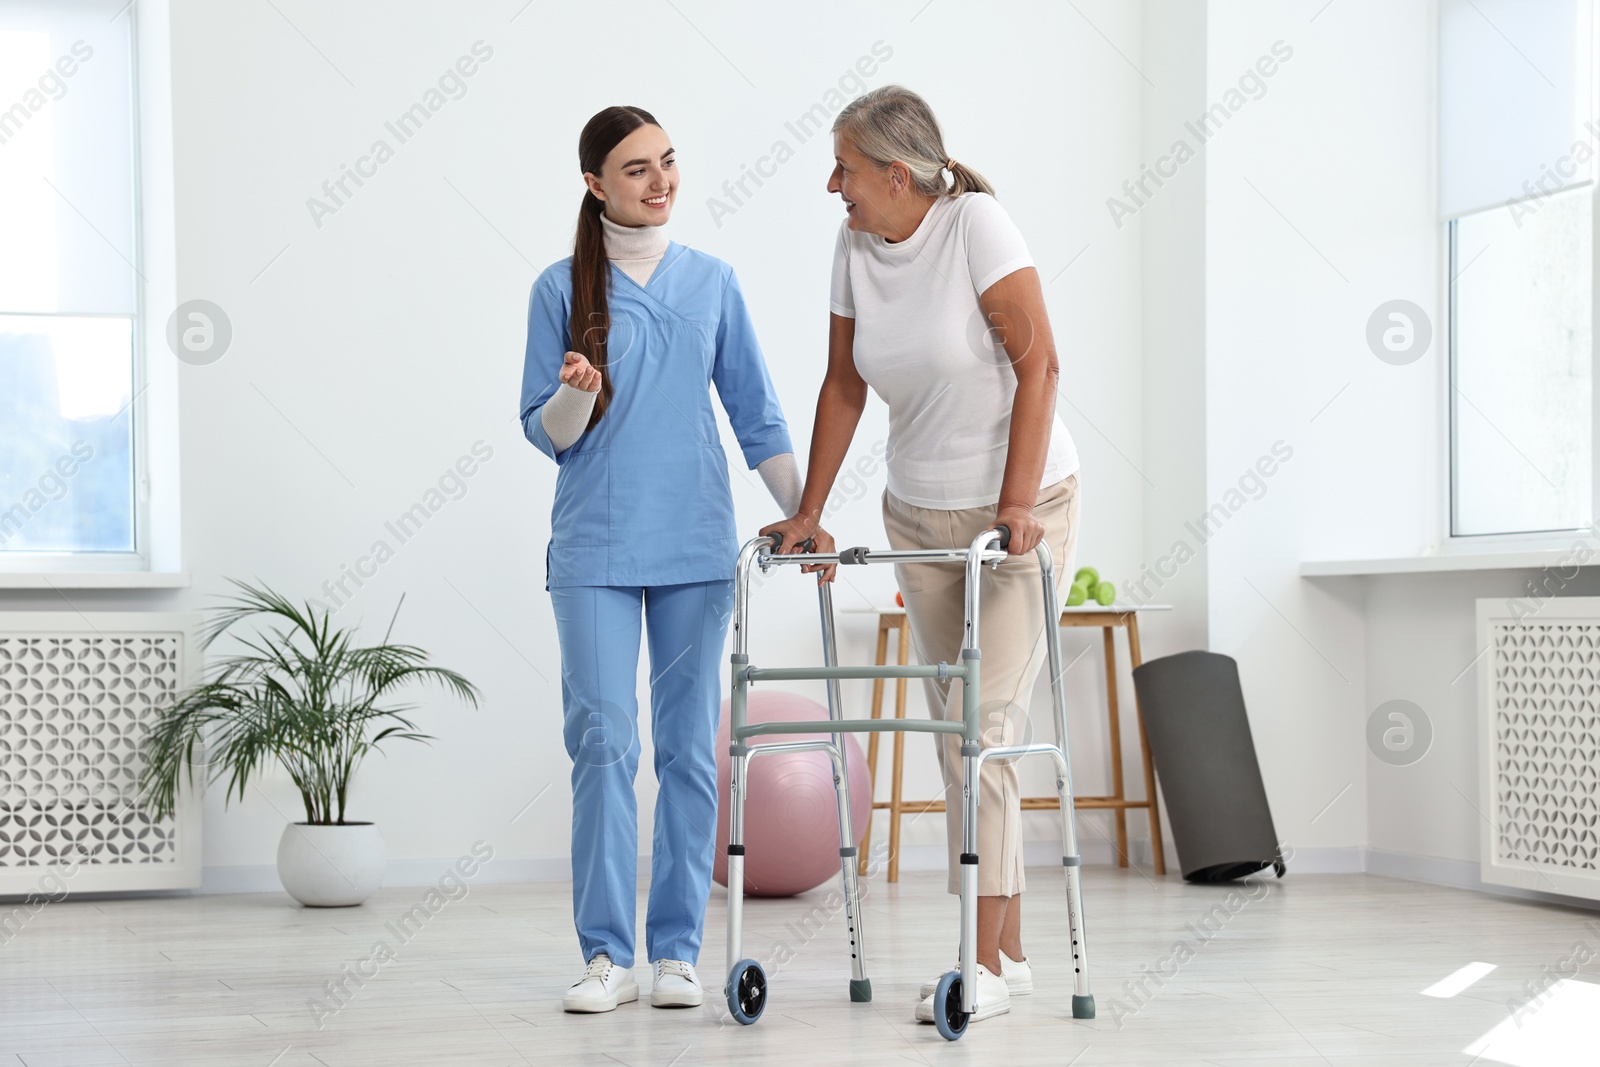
[520, 106, 802, 1014]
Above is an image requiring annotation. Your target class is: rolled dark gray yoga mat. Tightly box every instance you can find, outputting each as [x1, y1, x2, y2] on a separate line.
[1131, 650, 1286, 883]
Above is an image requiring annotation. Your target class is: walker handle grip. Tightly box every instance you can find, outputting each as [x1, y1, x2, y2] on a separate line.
[767, 531, 815, 553]
[993, 525, 1012, 550]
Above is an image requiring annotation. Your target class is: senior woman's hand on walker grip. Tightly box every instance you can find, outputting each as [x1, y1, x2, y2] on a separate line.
[758, 513, 838, 583]
[994, 503, 1045, 556]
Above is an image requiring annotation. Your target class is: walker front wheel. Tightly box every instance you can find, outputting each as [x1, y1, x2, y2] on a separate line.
[725, 958, 767, 1025]
[933, 971, 969, 1041]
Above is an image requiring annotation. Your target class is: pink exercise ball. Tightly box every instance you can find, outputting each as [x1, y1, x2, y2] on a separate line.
[713, 690, 872, 898]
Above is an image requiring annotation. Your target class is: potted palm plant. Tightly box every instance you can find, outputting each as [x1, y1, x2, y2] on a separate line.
[139, 581, 480, 906]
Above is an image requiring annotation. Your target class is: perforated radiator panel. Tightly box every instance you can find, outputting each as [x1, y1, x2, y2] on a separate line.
[0, 614, 202, 894]
[1478, 598, 1600, 901]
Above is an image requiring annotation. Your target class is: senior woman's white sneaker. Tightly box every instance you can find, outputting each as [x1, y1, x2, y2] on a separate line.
[998, 950, 1033, 995]
[915, 963, 1011, 1023]
[650, 959, 704, 1008]
[562, 954, 639, 1013]
[919, 951, 1033, 998]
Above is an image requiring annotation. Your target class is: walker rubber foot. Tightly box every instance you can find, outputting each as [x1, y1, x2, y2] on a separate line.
[849, 978, 872, 1002]
[1072, 993, 1096, 1019]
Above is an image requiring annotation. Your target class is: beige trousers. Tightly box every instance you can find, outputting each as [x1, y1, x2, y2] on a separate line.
[881, 474, 1080, 896]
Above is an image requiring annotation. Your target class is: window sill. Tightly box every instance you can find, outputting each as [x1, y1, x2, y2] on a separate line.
[1301, 549, 1589, 577]
[0, 571, 190, 590]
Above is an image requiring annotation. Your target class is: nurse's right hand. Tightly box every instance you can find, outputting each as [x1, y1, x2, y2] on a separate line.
[759, 514, 836, 584]
[559, 351, 602, 392]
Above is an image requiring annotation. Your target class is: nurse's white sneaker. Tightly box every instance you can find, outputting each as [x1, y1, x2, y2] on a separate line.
[650, 959, 704, 1008]
[915, 963, 1011, 1024]
[562, 954, 639, 1013]
[919, 950, 1033, 998]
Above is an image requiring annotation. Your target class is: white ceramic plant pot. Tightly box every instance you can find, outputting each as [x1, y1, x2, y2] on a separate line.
[276, 822, 386, 907]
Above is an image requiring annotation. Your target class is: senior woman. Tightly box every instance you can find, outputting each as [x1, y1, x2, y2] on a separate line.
[761, 85, 1080, 1026]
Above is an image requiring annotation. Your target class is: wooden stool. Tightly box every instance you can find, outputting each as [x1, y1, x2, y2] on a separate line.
[851, 604, 1170, 880]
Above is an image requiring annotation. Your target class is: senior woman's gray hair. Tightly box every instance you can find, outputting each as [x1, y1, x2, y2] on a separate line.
[832, 85, 995, 198]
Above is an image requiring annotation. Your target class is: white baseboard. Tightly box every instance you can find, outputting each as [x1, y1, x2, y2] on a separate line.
[196, 864, 279, 895]
[191, 840, 1172, 896]
[1366, 848, 1600, 912]
[194, 856, 575, 895]
[1281, 846, 1366, 874]
[1365, 848, 1482, 889]
[187, 842, 1363, 894]
[71, 845, 1600, 915]
[195, 844, 1158, 895]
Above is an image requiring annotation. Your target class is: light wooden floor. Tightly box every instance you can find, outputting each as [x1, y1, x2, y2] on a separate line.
[2, 864, 1595, 1066]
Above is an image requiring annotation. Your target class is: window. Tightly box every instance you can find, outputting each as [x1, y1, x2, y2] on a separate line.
[0, 1, 141, 561]
[1449, 186, 1593, 537]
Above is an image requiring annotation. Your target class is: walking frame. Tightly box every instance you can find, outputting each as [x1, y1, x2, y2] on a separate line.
[721, 527, 1096, 1041]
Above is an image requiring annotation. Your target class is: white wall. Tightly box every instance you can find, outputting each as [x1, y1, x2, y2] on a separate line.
[0, 0, 1150, 887]
[1202, 0, 1440, 860]
[1138, 0, 1210, 665]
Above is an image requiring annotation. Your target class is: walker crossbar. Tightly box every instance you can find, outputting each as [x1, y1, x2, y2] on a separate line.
[723, 529, 1096, 1040]
[743, 664, 969, 684]
[737, 718, 966, 737]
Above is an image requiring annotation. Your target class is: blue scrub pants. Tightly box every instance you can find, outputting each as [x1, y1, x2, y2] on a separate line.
[550, 579, 734, 968]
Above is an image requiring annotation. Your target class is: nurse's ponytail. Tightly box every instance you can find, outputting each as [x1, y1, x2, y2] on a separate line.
[572, 105, 659, 430]
[832, 85, 995, 199]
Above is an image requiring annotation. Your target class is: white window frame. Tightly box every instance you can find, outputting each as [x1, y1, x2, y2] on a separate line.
[1439, 185, 1600, 557]
[0, 0, 183, 588]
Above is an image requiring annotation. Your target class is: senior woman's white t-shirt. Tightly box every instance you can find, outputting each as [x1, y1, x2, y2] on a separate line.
[830, 192, 1078, 509]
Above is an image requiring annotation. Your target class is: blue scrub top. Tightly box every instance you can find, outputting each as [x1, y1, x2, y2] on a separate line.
[520, 244, 792, 589]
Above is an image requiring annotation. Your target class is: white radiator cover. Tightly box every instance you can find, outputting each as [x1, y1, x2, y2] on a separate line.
[0, 612, 203, 895]
[1478, 597, 1600, 901]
